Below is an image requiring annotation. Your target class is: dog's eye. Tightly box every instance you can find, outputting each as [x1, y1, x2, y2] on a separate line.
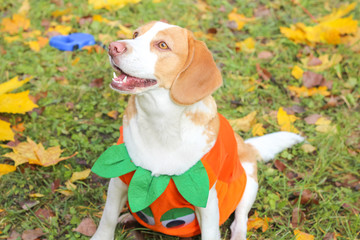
[133, 32, 139, 39]
[158, 41, 169, 50]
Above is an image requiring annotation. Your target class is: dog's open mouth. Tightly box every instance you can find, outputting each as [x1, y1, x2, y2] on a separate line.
[110, 64, 157, 93]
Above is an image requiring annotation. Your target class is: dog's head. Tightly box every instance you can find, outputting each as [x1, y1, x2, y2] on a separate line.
[108, 21, 222, 105]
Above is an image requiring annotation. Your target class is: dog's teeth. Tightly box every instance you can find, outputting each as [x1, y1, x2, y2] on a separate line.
[123, 76, 128, 83]
[113, 72, 117, 78]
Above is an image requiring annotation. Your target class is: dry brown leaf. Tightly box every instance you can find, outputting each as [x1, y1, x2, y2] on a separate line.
[304, 114, 322, 124]
[303, 71, 324, 88]
[89, 77, 104, 88]
[257, 51, 273, 59]
[256, 63, 272, 81]
[74, 217, 97, 236]
[35, 208, 55, 220]
[274, 160, 286, 172]
[7, 230, 21, 240]
[307, 56, 322, 66]
[291, 207, 305, 228]
[22, 228, 45, 240]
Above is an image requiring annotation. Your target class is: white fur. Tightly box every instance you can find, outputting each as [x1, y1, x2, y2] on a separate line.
[195, 185, 221, 240]
[230, 177, 258, 240]
[91, 178, 128, 240]
[245, 131, 304, 162]
[124, 88, 216, 176]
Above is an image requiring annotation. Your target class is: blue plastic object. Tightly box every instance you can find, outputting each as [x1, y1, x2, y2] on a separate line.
[49, 33, 96, 51]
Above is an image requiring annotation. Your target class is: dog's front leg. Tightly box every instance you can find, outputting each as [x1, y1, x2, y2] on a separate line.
[195, 185, 221, 240]
[91, 177, 128, 240]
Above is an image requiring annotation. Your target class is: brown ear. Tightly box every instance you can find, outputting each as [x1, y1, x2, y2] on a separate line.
[170, 33, 222, 105]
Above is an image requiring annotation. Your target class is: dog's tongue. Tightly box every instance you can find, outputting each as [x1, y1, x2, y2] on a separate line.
[111, 72, 156, 91]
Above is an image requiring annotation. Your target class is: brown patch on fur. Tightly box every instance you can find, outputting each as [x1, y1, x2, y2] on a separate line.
[184, 96, 219, 145]
[123, 95, 137, 126]
[170, 33, 222, 105]
[234, 133, 259, 182]
[153, 27, 190, 89]
[135, 21, 157, 36]
[204, 114, 220, 145]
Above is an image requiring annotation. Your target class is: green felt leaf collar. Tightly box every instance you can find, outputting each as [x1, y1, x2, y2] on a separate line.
[92, 143, 210, 212]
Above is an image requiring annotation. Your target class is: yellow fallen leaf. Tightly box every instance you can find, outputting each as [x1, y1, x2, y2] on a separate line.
[27, 41, 40, 52]
[72, 57, 80, 66]
[280, 3, 358, 46]
[301, 54, 342, 72]
[252, 123, 266, 136]
[98, 34, 113, 44]
[69, 169, 91, 183]
[3, 138, 77, 167]
[22, 30, 41, 39]
[247, 211, 272, 232]
[107, 110, 118, 119]
[0, 164, 16, 176]
[51, 8, 72, 18]
[117, 24, 133, 39]
[236, 37, 255, 53]
[301, 143, 316, 153]
[0, 90, 38, 114]
[280, 23, 309, 45]
[0, 76, 31, 95]
[47, 24, 72, 35]
[288, 85, 330, 97]
[195, 0, 209, 12]
[0, 14, 30, 34]
[291, 66, 304, 80]
[29, 193, 44, 198]
[319, 2, 357, 23]
[37, 37, 49, 48]
[56, 189, 74, 196]
[277, 107, 299, 133]
[18, 0, 30, 15]
[0, 119, 15, 141]
[229, 111, 257, 132]
[343, 28, 360, 52]
[315, 117, 331, 126]
[4, 35, 20, 43]
[2, 90, 34, 112]
[89, 0, 141, 10]
[315, 117, 336, 133]
[294, 229, 315, 240]
[228, 8, 256, 30]
[65, 180, 77, 190]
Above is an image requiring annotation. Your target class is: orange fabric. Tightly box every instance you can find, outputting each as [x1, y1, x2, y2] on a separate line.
[118, 114, 247, 237]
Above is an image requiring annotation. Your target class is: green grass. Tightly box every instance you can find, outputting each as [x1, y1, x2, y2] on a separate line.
[1, 0, 359, 239]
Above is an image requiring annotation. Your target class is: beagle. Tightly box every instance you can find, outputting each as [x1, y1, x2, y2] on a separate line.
[91, 21, 304, 240]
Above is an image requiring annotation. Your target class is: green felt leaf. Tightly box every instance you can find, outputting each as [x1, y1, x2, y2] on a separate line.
[128, 168, 171, 212]
[172, 161, 209, 208]
[91, 144, 136, 178]
[160, 207, 194, 222]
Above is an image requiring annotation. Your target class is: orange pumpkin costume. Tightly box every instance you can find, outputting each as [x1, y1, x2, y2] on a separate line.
[115, 114, 247, 237]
